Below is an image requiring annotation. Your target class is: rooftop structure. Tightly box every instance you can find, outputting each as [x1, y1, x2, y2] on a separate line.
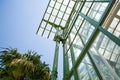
[37, 0, 120, 80]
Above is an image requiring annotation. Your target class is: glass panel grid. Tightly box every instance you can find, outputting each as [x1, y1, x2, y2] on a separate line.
[93, 32, 120, 78]
[65, 0, 120, 79]
[66, 20, 95, 55]
[78, 55, 99, 80]
[88, 2, 109, 22]
[37, 0, 120, 79]
[37, 0, 76, 40]
[102, 1, 120, 38]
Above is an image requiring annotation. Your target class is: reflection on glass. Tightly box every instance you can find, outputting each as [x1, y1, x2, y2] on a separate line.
[68, 50, 72, 71]
[72, 35, 84, 60]
[70, 75, 74, 80]
[117, 9, 120, 16]
[88, 2, 108, 22]
[109, 17, 120, 38]
[77, 55, 99, 80]
[78, 20, 95, 43]
[81, 2, 92, 15]
[91, 32, 120, 79]
[102, 2, 120, 38]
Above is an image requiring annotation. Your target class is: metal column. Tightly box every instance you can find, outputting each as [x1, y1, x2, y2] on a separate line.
[63, 44, 69, 80]
[51, 41, 60, 80]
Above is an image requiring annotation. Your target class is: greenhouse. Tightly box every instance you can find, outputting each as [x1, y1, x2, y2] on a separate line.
[37, 0, 120, 80]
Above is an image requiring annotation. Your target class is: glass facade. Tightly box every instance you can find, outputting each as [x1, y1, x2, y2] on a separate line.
[37, 0, 120, 80]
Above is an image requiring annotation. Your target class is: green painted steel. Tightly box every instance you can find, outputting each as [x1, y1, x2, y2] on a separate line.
[65, 0, 86, 40]
[76, 30, 103, 80]
[67, 0, 118, 79]
[78, 11, 120, 46]
[69, 37, 79, 80]
[98, 26, 120, 46]
[36, 0, 51, 34]
[63, 44, 69, 80]
[51, 41, 60, 80]
[37, 0, 120, 80]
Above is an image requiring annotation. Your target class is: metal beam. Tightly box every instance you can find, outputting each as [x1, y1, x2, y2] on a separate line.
[98, 26, 120, 46]
[78, 11, 120, 46]
[69, 37, 79, 80]
[72, 0, 110, 2]
[36, 0, 51, 34]
[75, 27, 103, 80]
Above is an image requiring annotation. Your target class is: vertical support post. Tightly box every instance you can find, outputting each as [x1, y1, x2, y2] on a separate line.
[51, 41, 60, 80]
[69, 37, 79, 80]
[63, 43, 69, 80]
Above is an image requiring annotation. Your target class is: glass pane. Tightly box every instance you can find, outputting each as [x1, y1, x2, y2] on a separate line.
[47, 7, 53, 13]
[49, 15, 55, 22]
[102, 2, 120, 39]
[49, 0, 55, 7]
[70, 75, 74, 80]
[81, 2, 92, 15]
[90, 32, 120, 79]
[78, 20, 95, 44]
[68, 50, 72, 71]
[117, 9, 120, 16]
[88, 2, 109, 22]
[72, 35, 84, 60]
[77, 55, 99, 80]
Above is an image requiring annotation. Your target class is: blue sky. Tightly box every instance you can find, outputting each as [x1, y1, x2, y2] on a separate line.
[0, 0, 63, 79]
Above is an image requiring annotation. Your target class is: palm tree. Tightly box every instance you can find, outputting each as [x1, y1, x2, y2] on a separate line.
[0, 48, 21, 80]
[23, 51, 50, 80]
[0, 48, 50, 80]
[0, 48, 21, 67]
[10, 58, 35, 80]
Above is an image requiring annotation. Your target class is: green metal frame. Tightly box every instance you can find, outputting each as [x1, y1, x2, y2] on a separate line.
[63, 44, 69, 80]
[37, 0, 120, 80]
[69, 36, 79, 80]
[51, 41, 60, 80]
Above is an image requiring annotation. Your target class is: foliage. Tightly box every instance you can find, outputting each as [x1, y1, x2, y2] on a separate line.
[0, 48, 50, 80]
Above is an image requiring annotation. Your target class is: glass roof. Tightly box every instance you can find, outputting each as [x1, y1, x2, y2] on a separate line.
[36, 0, 120, 79]
[36, 0, 76, 40]
[36, 0, 111, 40]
